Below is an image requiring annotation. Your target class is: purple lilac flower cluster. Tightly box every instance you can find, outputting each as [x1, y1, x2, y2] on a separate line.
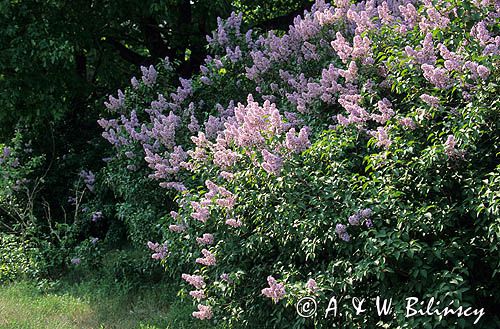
[147, 241, 169, 260]
[91, 211, 102, 222]
[79, 170, 95, 192]
[336, 208, 374, 241]
[261, 276, 286, 303]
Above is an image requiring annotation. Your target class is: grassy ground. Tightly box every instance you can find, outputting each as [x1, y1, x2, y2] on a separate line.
[0, 280, 218, 329]
[0, 240, 226, 329]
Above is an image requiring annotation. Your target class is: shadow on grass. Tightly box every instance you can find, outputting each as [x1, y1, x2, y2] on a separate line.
[0, 279, 220, 329]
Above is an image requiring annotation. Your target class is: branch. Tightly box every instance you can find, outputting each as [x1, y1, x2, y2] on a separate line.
[139, 16, 175, 60]
[104, 37, 148, 65]
[251, 2, 314, 32]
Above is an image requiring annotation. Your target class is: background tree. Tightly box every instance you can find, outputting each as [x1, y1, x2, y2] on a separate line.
[0, 0, 313, 246]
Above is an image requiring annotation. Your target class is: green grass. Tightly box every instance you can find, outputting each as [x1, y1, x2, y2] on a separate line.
[0, 243, 226, 329]
[0, 280, 220, 329]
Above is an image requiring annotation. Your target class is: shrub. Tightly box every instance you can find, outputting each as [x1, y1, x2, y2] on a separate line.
[97, 0, 499, 327]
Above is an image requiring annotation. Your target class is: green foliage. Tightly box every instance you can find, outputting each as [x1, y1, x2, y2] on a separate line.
[0, 234, 40, 283]
[0, 130, 45, 234]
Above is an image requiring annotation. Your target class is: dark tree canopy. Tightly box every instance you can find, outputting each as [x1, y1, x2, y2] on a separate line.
[0, 0, 313, 138]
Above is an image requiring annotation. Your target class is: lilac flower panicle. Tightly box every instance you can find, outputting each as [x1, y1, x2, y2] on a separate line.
[348, 213, 361, 226]
[91, 211, 103, 222]
[399, 117, 416, 130]
[169, 224, 186, 233]
[141, 65, 158, 86]
[71, 258, 81, 265]
[261, 276, 286, 303]
[477, 65, 490, 79]
[192, 304, 213, 320]
[421, 64, 451, 89]
[220, 273, 233, 283]
[420, 94, 440, 108]
[370, 127, 392, 148]
[79, 170, 95, 192]
[104, 89, 125, 111]
[225, 218, 242, 227]
[285, 127, 311, 153]
[189, 290, 206, 300]
[360, 208, 372, 218]
[261, 149, 283, 175]
[147, 241, 169, 260]
[196, 233, 215, 245]
[191, 201, 210, 223]
[2, 147, 10, 158]
[335, 224, 347, 234]
[195, 249, 216, 266]
[306, 278, 318, 292]
[340, 232, 351, 241]
[444, 134, 462, 158]
[182, 274, 205, 289]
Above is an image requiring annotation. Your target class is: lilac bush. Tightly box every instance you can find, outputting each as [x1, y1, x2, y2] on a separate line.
[95, 0, 500, 327]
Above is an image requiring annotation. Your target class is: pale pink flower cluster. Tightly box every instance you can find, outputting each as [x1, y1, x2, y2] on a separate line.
[147, 241, 169, 260]
[225, 218, 242, 228]
[405, 33, 436, 65]
[420, 94, 440, 108]
[370, 127, 392, 149]
[196, 249, 216, 266]
[421, 64, 451, 89]
[444, 134, 463, 159]
[192, 304, 213, 320]
[399, 117, 416, 130]
[191, 201, 210, 222]
[465, 61, 491, 80]
[261, 149, 283, 175]
[189, 290, 206, 300]
[246, 0, 347, 79]
[339, 61, 358, 83]
[306, 278, 318, 292]
[261, 276, 286, 303]
[419, 2, 451, 32]
[471, 21, 492, 47]
[438, 43, 463, 72]
[285, 127, 311, 153]
[331, 32, 353, 63]
[206, 12, 243, 48]
[225, 95, 283, 147]
[470, 19, 499, 60]
[337, 93, 370, 125]
[187, 96, 311, 179]
[346, 5, 376, 34]
[399, 3, 419, 30]
[169, 224, 186, 233]
[160, 182, 186, 191]
[196, 233, 214, 245]
[372, 98, 394, 124]
[352, 35, 374, 64]
[377, 1, 393, 25]
[219, 171, 235, 180]
[182, 273, 205, 289]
